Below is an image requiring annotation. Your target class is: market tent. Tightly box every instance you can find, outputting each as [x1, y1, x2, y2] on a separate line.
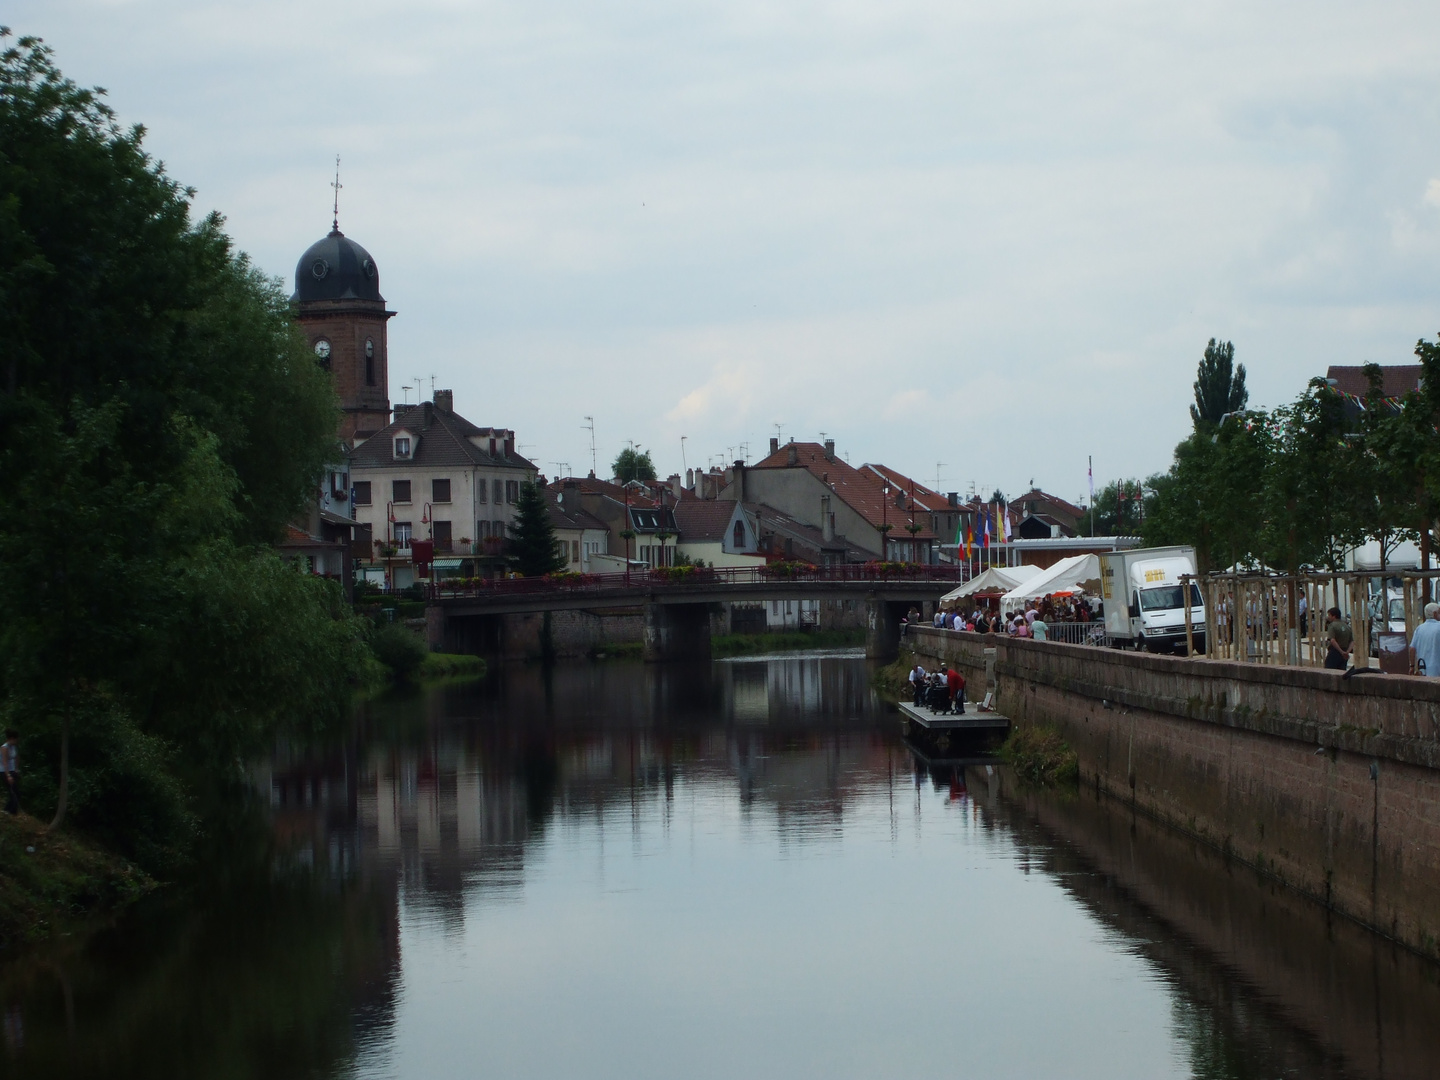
[1000, 554, 1101, 605]
[939, 564, 1042, 606]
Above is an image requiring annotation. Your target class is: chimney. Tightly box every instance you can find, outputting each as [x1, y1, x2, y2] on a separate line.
[786, 442, 798, 467]
[823, 438, 834, 461]
[821, 494, 835, 541]
[948, 491, 959, 508]
[769, 436, 779, 455]
[434, 389, 454, 412]
[393, 403, 416, 424]
[733, 462, 746, 502]
[669, 473, 683, 499]
[686, 467, 694, 490]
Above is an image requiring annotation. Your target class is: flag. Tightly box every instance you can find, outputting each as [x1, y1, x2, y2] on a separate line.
[965, 521, 973, 560]
[1000, 507, 1009, 544]
[982, 509, 991, 548]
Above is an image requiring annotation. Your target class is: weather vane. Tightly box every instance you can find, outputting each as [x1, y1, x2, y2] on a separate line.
[331, 155, 343, 233]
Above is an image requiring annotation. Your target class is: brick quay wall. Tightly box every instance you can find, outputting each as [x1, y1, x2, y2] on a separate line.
[905, 626, 1440, 958]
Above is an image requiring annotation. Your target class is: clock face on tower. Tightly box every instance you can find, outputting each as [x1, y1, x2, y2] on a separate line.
[313, 339, 332, 360]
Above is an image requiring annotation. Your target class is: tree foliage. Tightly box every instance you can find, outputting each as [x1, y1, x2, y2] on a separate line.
[1146, 334, 1440, 576]
[612, 446, 657, 484]
[1190, 339, 1248, 429]
[508, 482, 566, 577]
[0, 33, 364, 867]
[1079, 479, 1153, 537]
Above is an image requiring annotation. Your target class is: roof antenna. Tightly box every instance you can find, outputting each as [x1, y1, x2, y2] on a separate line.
[331, 155, 343, 234]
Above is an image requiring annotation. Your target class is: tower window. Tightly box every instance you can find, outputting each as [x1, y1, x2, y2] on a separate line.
[365, 338, 376, 386]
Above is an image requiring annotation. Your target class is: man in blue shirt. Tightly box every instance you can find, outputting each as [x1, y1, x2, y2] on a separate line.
[1410, 603, 1440, 677]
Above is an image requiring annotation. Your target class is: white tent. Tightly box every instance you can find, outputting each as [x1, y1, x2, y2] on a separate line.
[1000, 554, 1102, 605]
[939, 564, 1042, 606]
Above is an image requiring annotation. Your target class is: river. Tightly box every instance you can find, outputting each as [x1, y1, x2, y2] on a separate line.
[2, 651, 1439, 1079]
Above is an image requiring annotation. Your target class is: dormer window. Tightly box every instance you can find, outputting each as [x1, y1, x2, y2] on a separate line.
[394, 436, 412, 459]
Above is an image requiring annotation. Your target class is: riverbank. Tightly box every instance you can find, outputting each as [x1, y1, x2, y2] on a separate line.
[587, 628, 867, 662]
[0, 813, 153, 949]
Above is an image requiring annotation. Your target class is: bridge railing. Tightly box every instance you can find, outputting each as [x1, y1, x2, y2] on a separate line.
[428, 562, 968, 600]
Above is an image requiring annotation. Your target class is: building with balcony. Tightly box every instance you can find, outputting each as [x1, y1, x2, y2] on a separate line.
[348, 391, 537, 588]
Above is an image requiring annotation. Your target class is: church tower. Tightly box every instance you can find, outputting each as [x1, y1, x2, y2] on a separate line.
[292, 221, 394, 444]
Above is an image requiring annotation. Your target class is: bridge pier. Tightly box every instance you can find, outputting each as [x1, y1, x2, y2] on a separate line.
[643, 602, 712, 662]
[865, 595, 909, 660]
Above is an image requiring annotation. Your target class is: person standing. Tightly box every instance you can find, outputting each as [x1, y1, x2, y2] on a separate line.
[1324, 607, 1353, 671]
[1031, 614, 1049, 642]
[1410, 603, 1440, 676]
[946, 665, 966, 714]
[1, 732, 17, 816]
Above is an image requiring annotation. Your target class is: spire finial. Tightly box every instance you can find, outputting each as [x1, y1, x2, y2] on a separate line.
[330, 155, 343, 234]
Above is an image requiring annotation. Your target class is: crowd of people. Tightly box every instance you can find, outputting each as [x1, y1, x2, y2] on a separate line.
[904, 594, 1100, 643]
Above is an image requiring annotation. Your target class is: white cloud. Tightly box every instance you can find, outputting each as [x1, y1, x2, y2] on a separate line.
[13, 0, 1440, 494]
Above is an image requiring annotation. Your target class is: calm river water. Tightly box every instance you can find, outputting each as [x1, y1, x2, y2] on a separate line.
[3, 651, 1440, 1079]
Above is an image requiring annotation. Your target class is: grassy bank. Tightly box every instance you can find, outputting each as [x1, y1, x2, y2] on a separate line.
[418, 652, 487, 679]
[712, 629, 866, 656]
[0, 813, 154, 948]
[871, 649, 920, 703]
[999, 723, 1080, 786]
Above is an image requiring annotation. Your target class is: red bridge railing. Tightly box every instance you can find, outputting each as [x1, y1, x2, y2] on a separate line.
[427, 561, 967, 601]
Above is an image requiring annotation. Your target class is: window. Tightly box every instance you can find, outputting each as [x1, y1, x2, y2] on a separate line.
[432, 478, 451, 503]
[572, 540, 580, 562]
[477, 478, 487, 504]
[494, 519, 506, 540]
[393, 479, 412, 504]
[733, 521, 745, 549]
[433, 520, 452, 552]
[331, 471, 348, 496]
[394, 522, 412, 548]
[394, 437, 411, 459]
[365, 339, 376, 386]
[493, 479, 504, 504]
[352, 481, 372, 506]
[505, 480, 520, 504]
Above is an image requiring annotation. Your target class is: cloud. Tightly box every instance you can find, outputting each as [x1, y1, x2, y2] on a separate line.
[14, 0, 1440, 496]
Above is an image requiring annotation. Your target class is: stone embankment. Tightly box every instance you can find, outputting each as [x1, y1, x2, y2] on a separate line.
[906, 626, 1440, 958]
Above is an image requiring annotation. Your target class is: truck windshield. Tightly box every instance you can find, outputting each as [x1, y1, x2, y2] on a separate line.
[1139, 584, 1203, 612]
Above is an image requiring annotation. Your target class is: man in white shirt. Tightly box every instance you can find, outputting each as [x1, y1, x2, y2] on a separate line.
[1411, 603, 1440, 676]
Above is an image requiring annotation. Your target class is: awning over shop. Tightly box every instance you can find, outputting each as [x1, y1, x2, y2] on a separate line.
[431, 558, 465, 570]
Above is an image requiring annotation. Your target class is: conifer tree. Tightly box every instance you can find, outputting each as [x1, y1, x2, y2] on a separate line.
[508, 482, 566, 576]
[1191, 339, 1248, 429]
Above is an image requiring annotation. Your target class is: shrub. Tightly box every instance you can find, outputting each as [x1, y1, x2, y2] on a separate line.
[370, 624, 428, 681]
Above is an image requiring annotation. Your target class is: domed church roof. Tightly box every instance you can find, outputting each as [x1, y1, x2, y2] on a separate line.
[292, 228, 384, 303]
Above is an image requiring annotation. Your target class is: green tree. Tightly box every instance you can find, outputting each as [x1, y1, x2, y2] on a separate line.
[0, 33, 363, 861]
[612, 446, 657, 484]
[1080, 479, 1150, 536]
[508, 482, 566, 577]
[1190, 339, 1248, 429]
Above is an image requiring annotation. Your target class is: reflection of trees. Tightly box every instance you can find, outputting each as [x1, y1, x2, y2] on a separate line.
[0, 821, 398, 1078]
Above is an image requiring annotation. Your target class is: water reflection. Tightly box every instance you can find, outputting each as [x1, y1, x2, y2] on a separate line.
[2, 655, 1439, 1079]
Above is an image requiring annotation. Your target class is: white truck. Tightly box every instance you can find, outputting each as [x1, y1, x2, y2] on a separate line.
[1099, 546, 1206, 654]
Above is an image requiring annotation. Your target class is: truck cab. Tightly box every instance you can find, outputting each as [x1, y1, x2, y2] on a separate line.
[1100, 547, 1206, 654]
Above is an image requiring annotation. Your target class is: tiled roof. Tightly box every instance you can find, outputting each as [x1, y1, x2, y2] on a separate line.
[861, 464, 950, 512]
[349, 401, 536, 471]
[1015, 487, 1086, 521]
[544, 489, 608, 532]
[751, 442, 937, 539]
[1325, 365, 1423, 398]
[673, 496, 737, 542]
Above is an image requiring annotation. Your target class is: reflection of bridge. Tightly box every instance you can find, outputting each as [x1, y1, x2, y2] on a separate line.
[426, 565, 965, 660]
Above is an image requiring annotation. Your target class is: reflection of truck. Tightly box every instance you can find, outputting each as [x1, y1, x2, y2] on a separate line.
[1099, 546, 1206, 654]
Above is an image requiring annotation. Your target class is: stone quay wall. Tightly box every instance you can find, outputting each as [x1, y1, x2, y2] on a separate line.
[906, 626, 1440, 958]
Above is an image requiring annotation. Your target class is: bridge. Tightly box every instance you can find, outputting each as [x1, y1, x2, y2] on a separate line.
[424, 564, 967, 660]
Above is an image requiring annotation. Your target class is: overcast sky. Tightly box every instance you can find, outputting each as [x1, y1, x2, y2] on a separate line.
[14, 1, 1440, 504]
